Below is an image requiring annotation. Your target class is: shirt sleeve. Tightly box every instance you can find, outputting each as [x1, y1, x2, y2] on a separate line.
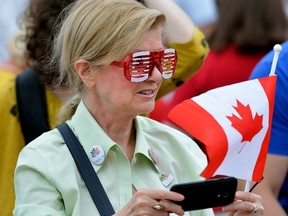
[13, 147, 66, 216]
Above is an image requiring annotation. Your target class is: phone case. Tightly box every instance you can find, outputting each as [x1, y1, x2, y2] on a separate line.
[170, 176, 237, 211]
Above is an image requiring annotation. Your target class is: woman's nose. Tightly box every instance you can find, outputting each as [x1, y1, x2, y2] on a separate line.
[147, 65, 163, 82]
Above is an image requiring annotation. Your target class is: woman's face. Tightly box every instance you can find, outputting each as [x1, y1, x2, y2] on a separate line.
[92, 26, 165, 117]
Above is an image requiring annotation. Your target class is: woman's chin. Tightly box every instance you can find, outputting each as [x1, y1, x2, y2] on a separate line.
[138, 105, 155, 115]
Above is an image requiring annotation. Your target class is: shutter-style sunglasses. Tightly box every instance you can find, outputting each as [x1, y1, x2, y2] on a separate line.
[111, 48, 177, 82]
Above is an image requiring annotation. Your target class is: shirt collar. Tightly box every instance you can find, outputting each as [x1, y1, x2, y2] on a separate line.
[69, 100, 117, 172]
[68, 101, 159, 173]
[134, 116, 160, 173]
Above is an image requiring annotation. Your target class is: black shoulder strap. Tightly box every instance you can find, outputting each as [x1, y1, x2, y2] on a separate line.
[16, 68, 50, 144]
[57, 123, 115, 216]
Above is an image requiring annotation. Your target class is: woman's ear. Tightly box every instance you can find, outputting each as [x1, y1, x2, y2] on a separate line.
[74, 59, 96, 88]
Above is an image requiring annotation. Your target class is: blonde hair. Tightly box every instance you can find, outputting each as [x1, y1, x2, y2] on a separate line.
[50, 0, 165, 121]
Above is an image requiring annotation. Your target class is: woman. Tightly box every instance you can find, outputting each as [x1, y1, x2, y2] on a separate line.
[14, 0, 263, 215]
[0, 0, 208, 214]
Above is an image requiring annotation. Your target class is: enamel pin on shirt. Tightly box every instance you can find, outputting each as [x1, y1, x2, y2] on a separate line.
[148, 148, 158, 165]
[149, 148, 174, 187]
[89, 146, 106, 165]
[160, 172, 175, 187]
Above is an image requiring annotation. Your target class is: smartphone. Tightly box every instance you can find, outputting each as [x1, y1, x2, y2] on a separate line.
[170, 176, 237, 211]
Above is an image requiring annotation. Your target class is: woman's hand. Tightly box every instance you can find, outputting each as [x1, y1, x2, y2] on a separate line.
[222, 191, 264, 216]
[115, 188, 185, 216]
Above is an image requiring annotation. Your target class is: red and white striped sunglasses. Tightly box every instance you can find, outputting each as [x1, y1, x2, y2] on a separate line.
[111, 48, 177, 82]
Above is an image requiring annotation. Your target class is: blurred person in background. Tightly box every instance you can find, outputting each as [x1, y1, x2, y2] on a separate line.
[0, 1, 81, 215]
[150, 0, 288, 125]
[173, 0, 218, 37]
[0, 0, 27, 62]
[0, 0, 28, 83]
[249, 41, 288, 216]
[0, 31, 27, 77]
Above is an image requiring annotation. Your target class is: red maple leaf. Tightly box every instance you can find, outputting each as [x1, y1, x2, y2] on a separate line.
[226, 100, 263, 142]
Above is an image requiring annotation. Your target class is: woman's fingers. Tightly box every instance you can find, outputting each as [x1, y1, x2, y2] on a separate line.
[115, 188, 185, 216]
[222, 191, 264, 215]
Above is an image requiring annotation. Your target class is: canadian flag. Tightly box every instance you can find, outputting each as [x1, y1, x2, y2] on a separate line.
[168, 76, 277, 182]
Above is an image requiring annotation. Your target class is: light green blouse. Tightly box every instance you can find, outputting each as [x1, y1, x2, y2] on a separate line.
[14, 101, 214, 216]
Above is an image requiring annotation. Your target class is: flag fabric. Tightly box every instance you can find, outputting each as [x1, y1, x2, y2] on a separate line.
[168, 76, 277, 182]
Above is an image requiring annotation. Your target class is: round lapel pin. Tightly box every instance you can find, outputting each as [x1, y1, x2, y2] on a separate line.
[89, 145, 106, 165]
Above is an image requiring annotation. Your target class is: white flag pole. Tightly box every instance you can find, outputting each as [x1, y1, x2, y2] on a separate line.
[269, 44, 282, 76]
[244, 180, 251, 192]
[244, 44, 282, 192]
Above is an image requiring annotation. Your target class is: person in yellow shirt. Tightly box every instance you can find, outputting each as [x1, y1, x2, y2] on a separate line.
[0, 0, 209, 215]
[0, 1, 73, 215]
